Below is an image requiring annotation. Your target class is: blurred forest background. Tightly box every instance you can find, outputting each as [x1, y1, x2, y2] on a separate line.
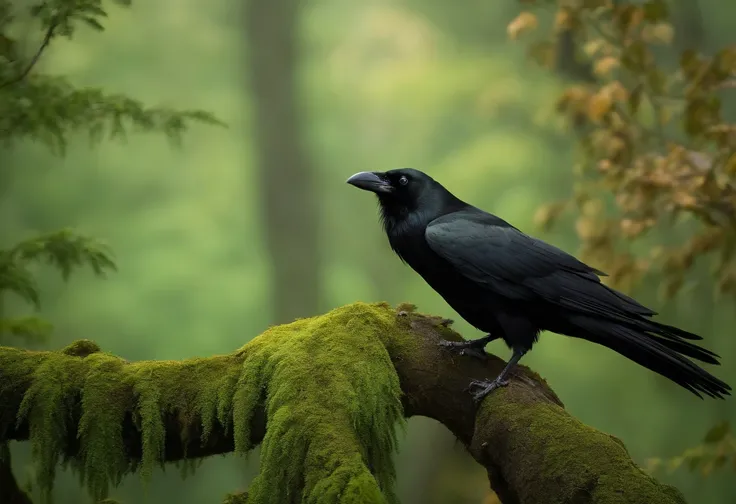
[2, 0, 735, 503]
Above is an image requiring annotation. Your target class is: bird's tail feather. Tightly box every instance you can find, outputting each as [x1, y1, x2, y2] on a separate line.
[627, 319, 720, 363]
[569, 315, 731, 399]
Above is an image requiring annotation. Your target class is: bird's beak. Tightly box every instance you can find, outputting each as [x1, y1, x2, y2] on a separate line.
[346, 172, 394, 194]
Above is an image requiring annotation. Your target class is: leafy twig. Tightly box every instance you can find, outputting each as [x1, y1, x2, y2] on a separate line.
[0, 18, 57, 89]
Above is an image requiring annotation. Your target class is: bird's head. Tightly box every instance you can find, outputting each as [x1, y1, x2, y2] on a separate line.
[346, 168, 463, 232]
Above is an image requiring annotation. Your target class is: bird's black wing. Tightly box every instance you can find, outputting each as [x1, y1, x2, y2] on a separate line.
[424, 208, 655, 317]
[426, 208, 727, 398]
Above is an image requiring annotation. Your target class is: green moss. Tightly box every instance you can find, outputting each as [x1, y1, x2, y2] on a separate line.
[1, 302, 406, 504]
[240, 303, 404, 504]
[477, 398, 686, 504]
[223, 491, 249, 504]
[61, 339, 101, 357]
[15, 349, 88, 502]
[76, 353, 130, 498]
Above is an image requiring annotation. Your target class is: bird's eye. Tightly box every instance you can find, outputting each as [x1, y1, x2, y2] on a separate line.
[398, 176, 409, 186]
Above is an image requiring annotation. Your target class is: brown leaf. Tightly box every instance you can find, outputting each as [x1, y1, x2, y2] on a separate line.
[673, 191, 698, 209]
[508, 12, 538, 40]
[587, 92, 613, 122]
[534, 201, 569, 231]
[554, 8, 575, 32]
[594, 56, 620, 77]
[583, 39, 607, 58]
[642, 22, 674, 45]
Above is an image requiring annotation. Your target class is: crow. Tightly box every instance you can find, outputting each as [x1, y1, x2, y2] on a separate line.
[347, 168, 731, 402]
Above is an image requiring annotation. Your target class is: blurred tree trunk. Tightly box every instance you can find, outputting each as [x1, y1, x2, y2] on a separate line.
[244, 0, 321, 324]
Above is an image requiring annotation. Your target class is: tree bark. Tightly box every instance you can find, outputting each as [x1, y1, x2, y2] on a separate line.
[244, 0, 321, 324]
[0, 303, 687, 504]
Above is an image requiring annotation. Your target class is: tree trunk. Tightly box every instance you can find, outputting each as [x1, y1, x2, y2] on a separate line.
[244, 0, 321, 323]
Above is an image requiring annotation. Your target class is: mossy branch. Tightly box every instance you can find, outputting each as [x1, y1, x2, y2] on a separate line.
[0, 302, 687, 504]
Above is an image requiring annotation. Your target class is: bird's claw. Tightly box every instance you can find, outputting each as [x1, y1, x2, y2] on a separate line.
[467, 377, 510, 403]
[438, 339, 488, 360]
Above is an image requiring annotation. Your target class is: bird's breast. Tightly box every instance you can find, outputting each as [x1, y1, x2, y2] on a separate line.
[388, 232, 503, 330]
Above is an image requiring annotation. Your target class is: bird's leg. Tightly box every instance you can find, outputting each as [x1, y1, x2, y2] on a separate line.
[438, 333, 498, 360]
[468, 347, 527, 403]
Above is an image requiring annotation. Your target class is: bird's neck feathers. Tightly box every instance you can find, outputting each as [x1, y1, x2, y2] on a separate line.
[377, 186, 465, 238]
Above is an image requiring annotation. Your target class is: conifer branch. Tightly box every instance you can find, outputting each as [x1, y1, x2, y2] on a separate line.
[0, 18, 57, 89]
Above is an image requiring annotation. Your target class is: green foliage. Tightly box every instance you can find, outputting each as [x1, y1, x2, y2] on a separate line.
[0, 0, 223, 346]
[0, 303, 405, 504]
[222, 493, 249, 504]
[0, 2, 223, 497]
[646, 421, 736, 478]
[0, 230, 116, 344]
[0, 0, 224, 153]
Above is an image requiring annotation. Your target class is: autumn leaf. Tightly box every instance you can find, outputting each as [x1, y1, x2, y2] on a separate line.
[534, 201, 569, 231]
[514, 1, 736, 298]
[587, 91, 613, 122]
[642, 22, 674, 45]
[594, 56, 619, 77]
[507, 12, 538, 40]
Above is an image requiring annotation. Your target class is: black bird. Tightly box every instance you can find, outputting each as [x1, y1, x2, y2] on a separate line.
[347, 168, 731, 402]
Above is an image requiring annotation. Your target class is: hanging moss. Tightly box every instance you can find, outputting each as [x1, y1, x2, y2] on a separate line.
[239, 303, 404, 504]
[75, 353, 131, 498]
[0, 302, 405, 504]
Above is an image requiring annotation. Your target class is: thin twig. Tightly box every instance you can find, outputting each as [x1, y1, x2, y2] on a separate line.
[0, 19, 57, 89]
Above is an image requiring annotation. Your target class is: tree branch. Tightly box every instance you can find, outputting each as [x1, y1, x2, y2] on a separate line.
[0, 20, 57, 90]
[0, 302, 687, 504]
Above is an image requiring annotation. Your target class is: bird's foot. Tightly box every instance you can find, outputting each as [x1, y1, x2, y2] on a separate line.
[467, 377, 510, 403]
[438, 338, 488, 360]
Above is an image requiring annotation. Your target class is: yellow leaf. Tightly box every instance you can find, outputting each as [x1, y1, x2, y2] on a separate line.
[554, 8, 573, 31]
[673, 191, 698, 209]
[603, 81, 629, 102]
[581, 199, 603, 217]
[507, 12, 538, 40]
[584, 39, 607, 57]
[587, 92, 613, 122]
[534, 201, 568, 231]
[594, 56, 619, 77]
[576, 217, 597, 239]
[642, 22, 674, 45]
